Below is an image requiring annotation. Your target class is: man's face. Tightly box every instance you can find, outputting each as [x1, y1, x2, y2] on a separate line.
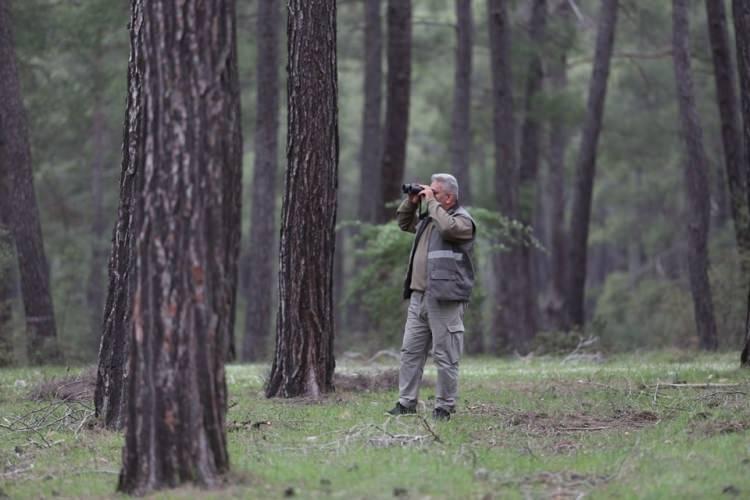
[430, 180, 455, 210]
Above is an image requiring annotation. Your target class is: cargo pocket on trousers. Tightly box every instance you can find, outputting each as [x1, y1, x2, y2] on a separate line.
[446, 321, 464, 364]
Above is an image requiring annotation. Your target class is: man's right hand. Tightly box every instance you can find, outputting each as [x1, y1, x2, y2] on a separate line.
[408, 193, 420, 205]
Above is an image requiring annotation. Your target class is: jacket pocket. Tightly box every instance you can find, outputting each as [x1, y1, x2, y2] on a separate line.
[431, 269, 457, 280]
[447, 321, 464, 334]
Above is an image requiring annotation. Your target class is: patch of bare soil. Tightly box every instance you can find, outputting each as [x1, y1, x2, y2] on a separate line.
[508, 471, 610, 499]
[506, 409, 659, 435]
[27, 367, 96, 402]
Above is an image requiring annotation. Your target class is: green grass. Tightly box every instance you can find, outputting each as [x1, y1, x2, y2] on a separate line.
[1, 353, 750, 498]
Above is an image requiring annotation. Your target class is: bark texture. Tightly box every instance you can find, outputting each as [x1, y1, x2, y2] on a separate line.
[542, 0, 574, 330]
[487, 0, 525, 352]
[242, 0, 280, 362]
[705, 0, 749, 256]
[0, 187, 13, 366]
[0, 0, 61, 364]
[672, 0, 718, 351]
[567, 0, 618, 328]
[451, 0, 473, 206]
[359, 0, 383, 224]
[379, 0, 411, 222]
[731, 0, 750, 363]
[99, 1, 241, 493]
[266, 0, 338, 398]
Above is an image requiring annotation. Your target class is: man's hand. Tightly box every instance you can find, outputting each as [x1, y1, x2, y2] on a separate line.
[419, 184, 434, 202]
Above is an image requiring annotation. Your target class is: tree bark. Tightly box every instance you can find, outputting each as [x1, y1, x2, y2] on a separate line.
[705, 0, 750, 256]
[0, 187, 14, 366]
[672, 0, 718, 351]
[116, 0, 241, 494]
[86, 37, 111, 353]
[0, 0, 61, 364]
[378, 0, 411, 222]
[731, 0, 750, 363]
[266, 0, 338, 398]
[567, 0, 618, 328]
[487, 0, 524, 352]
[360, 0, 383, 224]
[242, 0, 281, 362]
[517, 0, 547, 344]
[542, 0, 574, 330]
[451, 0, 473, 206]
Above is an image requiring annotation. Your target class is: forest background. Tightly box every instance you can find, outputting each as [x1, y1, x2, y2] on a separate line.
[1, 0, 745, 364]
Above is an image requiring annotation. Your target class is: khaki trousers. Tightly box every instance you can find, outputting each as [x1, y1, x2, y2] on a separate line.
[398, 291, 465, 412]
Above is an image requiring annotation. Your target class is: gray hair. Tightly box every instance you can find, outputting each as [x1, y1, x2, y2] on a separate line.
[431, 173, 459, 199]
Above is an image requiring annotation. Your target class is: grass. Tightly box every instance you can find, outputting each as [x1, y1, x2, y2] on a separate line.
[1, 351, 750, 498]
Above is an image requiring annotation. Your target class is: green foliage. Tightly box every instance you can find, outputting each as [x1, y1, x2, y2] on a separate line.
[342, 207, 541, 349]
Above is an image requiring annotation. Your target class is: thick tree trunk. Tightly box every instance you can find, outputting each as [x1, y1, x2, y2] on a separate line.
[116, 0, 241, 494]
[731, 0, 750, 363]
[378, 0, 411, 222]
[0, 0, 61, 364]
[451, 0, 473, 206]
[360, 0, 383, 224]
[266, 0, 338, 398]
[517, 0, 547, 344]
[242, 0, 280, 362]
[487, 0, 524, 352]
[705, 0, 750, 256]
[542, 0, 574, 330]
[567, 0, 618, 328]
[673, 0, 718, 351]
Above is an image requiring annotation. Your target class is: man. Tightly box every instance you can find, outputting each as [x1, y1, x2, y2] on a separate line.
[387, 173, 476, 421]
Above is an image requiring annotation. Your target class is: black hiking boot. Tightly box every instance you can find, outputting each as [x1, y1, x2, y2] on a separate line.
[386, 402, 416, 416]
[432, 407, 451, 421]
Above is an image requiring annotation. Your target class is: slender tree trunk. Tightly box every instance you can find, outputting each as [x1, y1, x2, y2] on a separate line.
[731, 0, 750, 363]
[567, 0, 618, 328]
[0, 0, 61, 364]
[517, 0, 547, 344]
[451, 0, 473, 206]
[487, 0, 523, 352]
[673, 0, 719, 351]
[360, 0, 383, 224]
[705, 0, 750, 256]
[117, 0, 241, 494]
[378, 0, 411, 222]
[0, 193, 14, 366]
[242, 0, 281, 362]
[266, 0, 338, 398]
[543, 1, 574, 330]
[86, 40, 110, 353]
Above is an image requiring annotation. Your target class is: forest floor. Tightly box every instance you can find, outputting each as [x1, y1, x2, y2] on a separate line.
[1, 351, 749, 498]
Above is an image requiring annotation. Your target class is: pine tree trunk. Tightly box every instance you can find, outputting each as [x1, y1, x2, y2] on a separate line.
[543, 1, 575, 330]
[451, 0, 473, 206]
[266, 0, 338, 398]
[567, 0, 618, 328]
[379, 0, 412, 222]
[705, 0, 750, 256]
[0, 193, 14, 366]
[732, 0, 750, 363]
[517, 0, 547, 344]
[242, 0, 281, 362]
[360, 0, 383, 224]
[0, 0, 61, 364]
[86, 40, 110, 353]
[672, 0, 718, 351]
[487, 0, 523, 352]
[116, 0, 241, 493]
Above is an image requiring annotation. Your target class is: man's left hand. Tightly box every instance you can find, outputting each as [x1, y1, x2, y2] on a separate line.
[419, 185, 434, 201]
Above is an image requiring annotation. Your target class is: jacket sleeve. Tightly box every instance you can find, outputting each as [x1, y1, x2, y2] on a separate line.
[396, 198, 419, 233]
[426, 199, 474, 241]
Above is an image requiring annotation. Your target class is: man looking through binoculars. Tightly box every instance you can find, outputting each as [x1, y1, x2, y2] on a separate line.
[387, 173, 476, 421]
